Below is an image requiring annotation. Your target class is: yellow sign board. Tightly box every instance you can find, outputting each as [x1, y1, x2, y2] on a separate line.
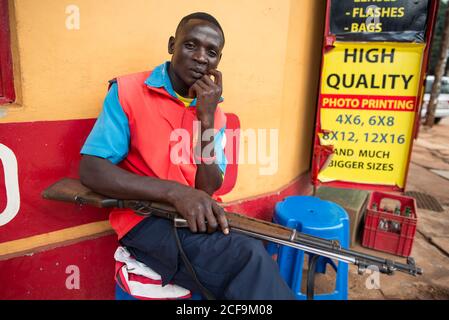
[317, 42, 425, 188]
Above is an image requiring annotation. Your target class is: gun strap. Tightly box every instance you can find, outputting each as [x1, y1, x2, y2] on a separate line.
[172, 223, 216, 300]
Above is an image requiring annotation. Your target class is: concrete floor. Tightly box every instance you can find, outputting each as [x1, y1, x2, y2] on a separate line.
[311, 118, 449, 300]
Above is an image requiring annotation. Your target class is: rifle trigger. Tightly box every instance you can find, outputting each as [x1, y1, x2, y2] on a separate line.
[129, 201, 153, 216]
[135, 206, 152, 214]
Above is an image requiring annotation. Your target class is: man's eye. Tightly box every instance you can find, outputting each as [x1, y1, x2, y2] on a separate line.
[208, 51, 217, 57]
[185, 43, 195, 49]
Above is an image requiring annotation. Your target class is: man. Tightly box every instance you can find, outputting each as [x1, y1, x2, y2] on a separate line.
[79, 12, 295, 300]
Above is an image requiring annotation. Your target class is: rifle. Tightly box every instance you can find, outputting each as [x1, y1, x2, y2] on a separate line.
[42, 178, 422, 277]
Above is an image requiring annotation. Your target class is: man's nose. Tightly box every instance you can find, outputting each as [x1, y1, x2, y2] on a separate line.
[192, 48, 208, 64]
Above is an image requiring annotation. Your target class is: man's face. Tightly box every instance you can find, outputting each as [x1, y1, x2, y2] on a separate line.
[168, 19, 224, 91]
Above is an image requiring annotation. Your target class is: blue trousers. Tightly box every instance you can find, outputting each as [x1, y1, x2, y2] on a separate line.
[120, 216, 295, 300]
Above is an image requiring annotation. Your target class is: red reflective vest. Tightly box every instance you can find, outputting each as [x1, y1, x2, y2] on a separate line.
[109, 70, 226, 239]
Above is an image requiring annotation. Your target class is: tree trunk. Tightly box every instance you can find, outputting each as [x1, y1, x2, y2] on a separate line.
[425, 5, 449, 127]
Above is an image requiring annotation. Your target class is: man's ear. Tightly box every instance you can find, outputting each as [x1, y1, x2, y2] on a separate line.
[168, 36, 175, 54]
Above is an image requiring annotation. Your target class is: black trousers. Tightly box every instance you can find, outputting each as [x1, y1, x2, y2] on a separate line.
[120, 216, 296, 300]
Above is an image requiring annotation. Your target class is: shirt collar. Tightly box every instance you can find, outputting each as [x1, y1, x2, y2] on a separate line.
[145, 62, 177, 97]
[144, 61, 224, 107]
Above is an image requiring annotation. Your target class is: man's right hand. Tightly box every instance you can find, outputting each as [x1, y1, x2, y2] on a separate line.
[168, 185, 229, 235]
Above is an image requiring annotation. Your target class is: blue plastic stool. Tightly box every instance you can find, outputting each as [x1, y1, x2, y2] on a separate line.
[268, 196, 349, 300]
[115, 284, 203, 300]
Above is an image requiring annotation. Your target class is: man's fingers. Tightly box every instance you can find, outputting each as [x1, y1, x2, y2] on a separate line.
[208, 69, 222, 87]
[201, 75, 216, 87]
[204, 205, 218, 233]
[188, 83, 200, 98]
[212, 202, 229, 235]
[195, 79, 209, 91]
[186, 214, 198, 233]
[195, 209, 207, 233]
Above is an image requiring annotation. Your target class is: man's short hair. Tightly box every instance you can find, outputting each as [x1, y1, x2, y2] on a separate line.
[176, 12, 225, 45]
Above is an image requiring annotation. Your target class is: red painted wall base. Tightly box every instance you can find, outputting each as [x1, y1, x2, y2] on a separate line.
[0, 235, 117, 300]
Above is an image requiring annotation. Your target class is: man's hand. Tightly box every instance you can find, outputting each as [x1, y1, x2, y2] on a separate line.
[168, 184, 229, 235]
[188, 69, 222, 127]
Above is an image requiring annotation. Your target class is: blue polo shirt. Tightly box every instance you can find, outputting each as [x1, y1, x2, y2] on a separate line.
[81, 62, 227, 174]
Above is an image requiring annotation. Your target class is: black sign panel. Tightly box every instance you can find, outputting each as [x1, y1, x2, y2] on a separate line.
[330, 0, 430, 42]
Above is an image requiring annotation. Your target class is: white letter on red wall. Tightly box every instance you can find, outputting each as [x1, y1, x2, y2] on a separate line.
[0, 144, 20, 226]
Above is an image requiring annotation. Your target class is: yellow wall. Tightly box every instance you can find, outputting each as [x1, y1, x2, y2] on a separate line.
[1, 0, 325, 201]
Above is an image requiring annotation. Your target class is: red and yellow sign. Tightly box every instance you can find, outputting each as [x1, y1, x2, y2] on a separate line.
[317, 42, 425, 188]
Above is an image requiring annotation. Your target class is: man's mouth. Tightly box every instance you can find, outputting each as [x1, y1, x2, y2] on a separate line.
[189, 68, 206, 79]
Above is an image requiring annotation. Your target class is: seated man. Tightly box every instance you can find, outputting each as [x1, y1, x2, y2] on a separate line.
[79, 12, 294, 300]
